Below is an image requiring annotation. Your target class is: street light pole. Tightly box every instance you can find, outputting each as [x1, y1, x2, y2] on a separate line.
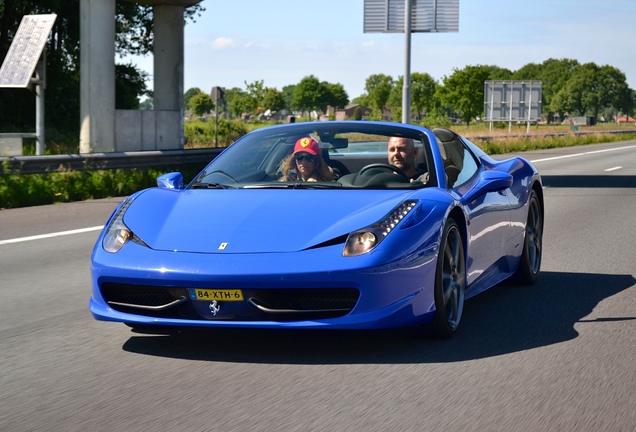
[402, 0, 412, 124]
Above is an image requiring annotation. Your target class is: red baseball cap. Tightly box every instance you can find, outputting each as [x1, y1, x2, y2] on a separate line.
[293, 137, 320, 156]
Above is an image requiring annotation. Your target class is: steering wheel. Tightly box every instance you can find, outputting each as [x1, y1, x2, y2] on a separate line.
[359, 163, 409, 181]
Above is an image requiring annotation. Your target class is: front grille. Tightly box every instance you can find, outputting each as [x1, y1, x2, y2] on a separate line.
[248, 289, 359, 321]
[101, 283, 192, 318]
[103, 286, 174, 307]
[100, 283, 359, 321]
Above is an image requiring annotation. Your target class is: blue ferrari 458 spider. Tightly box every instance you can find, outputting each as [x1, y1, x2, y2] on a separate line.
[90, 121, 543, 338]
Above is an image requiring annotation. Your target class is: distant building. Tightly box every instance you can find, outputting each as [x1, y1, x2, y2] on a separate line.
[616, 115, 635, 123]
[335, 104, 373, 121]
[570, 116, 596, 126]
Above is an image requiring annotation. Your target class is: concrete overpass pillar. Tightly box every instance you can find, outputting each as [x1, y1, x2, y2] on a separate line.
[79, 0, 116, 153]
[153, 5, 185, 148]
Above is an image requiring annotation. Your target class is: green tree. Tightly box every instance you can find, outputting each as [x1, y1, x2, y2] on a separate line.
[598, 65, 633, 118]
[437, 65, 492, 126]
[188, 92, 214, 117]
[411, 72, 439, 119]
[388, 73, 440, 122]
[261, 87, 286, 112]
[486, 65, 513, 80]
[540, 59, 580, 121]
[115, 63, 148, 109]
[0, 1, 204, 138]
[386, 81, 402, 121]
[514, 58, 580, 122]
[293, 75, 327, 114]
[139, 97, 153, 110]
[115, 2, 204, 56]
[323, 82, 349, 111]
[352, 105, 362, 120]
[281, 84, 297, 111]
[364, 73, 394, 114]
[245, 80, 266, 114]
[184, 87, 202, 108]
[351, 93, 371, 107]
[553, 62, 633, 120]
[225, 88, 250, 118]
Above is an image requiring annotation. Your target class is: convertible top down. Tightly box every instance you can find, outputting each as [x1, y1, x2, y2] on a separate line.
[90, 121, 543, 338]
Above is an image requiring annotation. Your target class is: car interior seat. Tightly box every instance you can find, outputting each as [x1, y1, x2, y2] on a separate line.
[321, 148, 350, 179]
[445, 165, 461, 188]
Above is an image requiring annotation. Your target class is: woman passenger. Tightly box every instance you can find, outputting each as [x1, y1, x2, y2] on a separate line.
[278, 137, 334, 182]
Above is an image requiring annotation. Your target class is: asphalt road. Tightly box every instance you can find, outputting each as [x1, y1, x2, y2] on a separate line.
[1, 141, 635, 431]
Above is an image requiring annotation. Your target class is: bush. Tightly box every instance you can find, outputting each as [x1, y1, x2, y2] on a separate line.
[419, 112, 452, 129]
[0, 163, 205, 209]
[184, 118, 249, 148]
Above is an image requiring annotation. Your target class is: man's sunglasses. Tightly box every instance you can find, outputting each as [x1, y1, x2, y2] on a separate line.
[294, 154, 316, 163]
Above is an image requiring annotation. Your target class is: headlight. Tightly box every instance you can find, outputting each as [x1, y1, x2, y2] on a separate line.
[102, 198, 146, 253]
[343, 200, 418, 256]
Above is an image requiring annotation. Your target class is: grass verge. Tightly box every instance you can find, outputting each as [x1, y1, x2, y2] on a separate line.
[2, 123, 636, 210]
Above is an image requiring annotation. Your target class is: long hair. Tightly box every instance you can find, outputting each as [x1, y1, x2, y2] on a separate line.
[278, 154, 334, 181]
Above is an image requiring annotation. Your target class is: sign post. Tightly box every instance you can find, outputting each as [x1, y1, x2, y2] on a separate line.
[0, 14, 57, 155]
[484, 81, 542, 133]
[211, 86, 225, 148]
[363, 0, 459, 124]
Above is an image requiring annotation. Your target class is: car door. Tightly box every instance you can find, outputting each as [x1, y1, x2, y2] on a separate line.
[434, 135, 513, 288]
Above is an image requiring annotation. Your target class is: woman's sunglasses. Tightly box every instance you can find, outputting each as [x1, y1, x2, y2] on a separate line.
[294, 154, 316, 163]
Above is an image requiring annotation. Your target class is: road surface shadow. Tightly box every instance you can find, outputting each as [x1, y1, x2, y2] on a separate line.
[122, 271, 635, 364]
[541, 175, 636, 188]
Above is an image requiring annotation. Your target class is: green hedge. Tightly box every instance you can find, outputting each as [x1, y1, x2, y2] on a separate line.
[0, 163, 205, 209]
[3, 130, 636, 209]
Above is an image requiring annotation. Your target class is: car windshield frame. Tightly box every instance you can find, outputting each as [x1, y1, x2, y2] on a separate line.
[189, 122, 439, 190]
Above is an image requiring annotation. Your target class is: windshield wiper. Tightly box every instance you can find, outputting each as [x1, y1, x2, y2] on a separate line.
[291, 182, 339, 189]
[243, 182, 340, 189]
[190, 182, 237, 189]
[243, 183, 296, 189]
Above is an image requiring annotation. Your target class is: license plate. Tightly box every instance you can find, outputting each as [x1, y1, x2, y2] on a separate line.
[189, 288, 244, 302]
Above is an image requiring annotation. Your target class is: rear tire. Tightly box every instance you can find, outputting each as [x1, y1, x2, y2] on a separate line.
[513, 190, 543, 285]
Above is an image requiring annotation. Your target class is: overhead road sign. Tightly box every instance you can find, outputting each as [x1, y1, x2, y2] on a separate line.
[364, 0, 459, 33]
[363, 0, 459, 124]
[0, 14, 57, 88]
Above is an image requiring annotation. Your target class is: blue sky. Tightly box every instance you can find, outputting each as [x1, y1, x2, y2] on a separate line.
[124, 0, 636, 100]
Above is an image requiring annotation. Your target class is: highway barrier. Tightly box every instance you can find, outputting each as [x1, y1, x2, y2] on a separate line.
[3, 129, 636, 175]
[1, 148, 223, 175]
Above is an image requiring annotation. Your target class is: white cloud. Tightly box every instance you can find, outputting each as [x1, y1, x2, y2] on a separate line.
[211, 37, 237, 50]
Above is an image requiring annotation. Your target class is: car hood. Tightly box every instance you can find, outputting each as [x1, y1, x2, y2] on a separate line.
[123, 188, 418, 254]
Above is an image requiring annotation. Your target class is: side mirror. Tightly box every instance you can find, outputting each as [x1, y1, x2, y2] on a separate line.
[157, 172, 184, 190]
[461, 170, 513, 202]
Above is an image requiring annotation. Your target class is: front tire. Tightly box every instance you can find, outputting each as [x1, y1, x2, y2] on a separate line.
[428, 218, 466, 338]
[513, 190, 543, 285]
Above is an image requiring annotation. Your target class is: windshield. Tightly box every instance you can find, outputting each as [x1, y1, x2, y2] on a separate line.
[190, 122, 437, 190]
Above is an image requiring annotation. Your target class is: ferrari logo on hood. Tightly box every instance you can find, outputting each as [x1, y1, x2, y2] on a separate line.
[218, 242, 228, 250]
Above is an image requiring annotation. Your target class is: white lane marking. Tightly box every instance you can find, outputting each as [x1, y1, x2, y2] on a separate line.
[0, 226, 104, 245]
[604, 166, 623, 172]
[530, 144, 636, 163]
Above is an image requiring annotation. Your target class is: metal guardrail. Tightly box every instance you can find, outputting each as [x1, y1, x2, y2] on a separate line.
[2, 129, 636, 175]
[467, 128, 636, 141]
[1, 148, 224, 174]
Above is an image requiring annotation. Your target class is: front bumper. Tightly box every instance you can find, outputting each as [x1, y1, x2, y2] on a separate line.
[90, 241, 438, 330]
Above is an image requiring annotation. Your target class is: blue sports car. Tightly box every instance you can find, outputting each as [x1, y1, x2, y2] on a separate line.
[89, 121, 543, 338]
